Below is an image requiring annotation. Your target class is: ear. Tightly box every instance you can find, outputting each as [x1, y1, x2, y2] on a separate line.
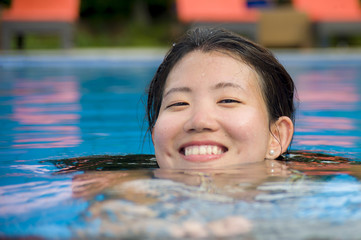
[266, 116, 294, 159]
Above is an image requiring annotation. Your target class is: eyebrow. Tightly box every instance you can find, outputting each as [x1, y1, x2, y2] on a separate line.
[163, 87, 191, 98]
[213, 82, 244, 91]
[163, 82, 244, 98]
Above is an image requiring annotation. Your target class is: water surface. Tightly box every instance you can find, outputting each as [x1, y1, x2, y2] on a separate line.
[0, 51, 361, 239]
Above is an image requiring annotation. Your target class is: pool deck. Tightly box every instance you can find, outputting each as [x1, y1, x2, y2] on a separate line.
[1, 47, 361, 67]
[0, 48, 168, 67]
[1, 47, 361, 56]
[0, 47, 168, 58]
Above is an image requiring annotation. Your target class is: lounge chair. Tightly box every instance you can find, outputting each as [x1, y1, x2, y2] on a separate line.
[258, 7, 312, 48]
[1, 0, 80, 50]
[292, 0, 361, 46]
[175, 0, 260, 40]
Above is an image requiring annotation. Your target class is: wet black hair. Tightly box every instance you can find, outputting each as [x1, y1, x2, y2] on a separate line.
[147, 27, 295, 136]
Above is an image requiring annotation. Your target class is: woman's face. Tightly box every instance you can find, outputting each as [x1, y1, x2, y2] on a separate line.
[152, 50, 274, 169]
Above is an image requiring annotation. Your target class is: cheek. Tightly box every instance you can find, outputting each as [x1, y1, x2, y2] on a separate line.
[152, 114, 181, 150]
[223, 109, 269, 140]
[152, 123, 168, 151]
[152, 115, 183, 168]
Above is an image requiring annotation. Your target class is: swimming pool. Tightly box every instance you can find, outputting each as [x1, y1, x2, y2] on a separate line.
[1, 50, 361, 239]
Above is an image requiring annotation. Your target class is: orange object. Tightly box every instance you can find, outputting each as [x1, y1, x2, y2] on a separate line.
[1, 0, 80, 22]
[176, 0, 260, 23]
[293, 0, 361, 22]
[1, 0, 80, 49]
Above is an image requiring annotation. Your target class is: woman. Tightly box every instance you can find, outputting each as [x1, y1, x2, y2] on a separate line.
[147, 27, 296, 169]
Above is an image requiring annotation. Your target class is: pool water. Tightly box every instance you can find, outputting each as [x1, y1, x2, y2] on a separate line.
[0, 51, 361, 239]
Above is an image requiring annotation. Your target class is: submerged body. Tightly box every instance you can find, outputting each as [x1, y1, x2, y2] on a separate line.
[61, 153, 361, 239]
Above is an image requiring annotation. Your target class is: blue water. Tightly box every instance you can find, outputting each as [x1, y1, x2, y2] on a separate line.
[1, 51, 361, 239]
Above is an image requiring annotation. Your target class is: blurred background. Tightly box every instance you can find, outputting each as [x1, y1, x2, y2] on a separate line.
[0, 0, 360, 50]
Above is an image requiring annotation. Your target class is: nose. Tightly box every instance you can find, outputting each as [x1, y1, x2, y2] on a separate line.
[183, 105, 219, 133]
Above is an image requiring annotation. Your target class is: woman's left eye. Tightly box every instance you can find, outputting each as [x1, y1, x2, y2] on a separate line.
[218, 99, 241, 104]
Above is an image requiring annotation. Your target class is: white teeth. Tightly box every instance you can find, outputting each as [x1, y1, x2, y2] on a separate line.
[184, 145, 224, 156]
[212, 146, 218, 154]
[207, 145, 212, 154]
[199, 146, 206, 154]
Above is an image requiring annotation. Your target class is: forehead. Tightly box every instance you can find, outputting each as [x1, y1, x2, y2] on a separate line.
[165, 50, 263, 92]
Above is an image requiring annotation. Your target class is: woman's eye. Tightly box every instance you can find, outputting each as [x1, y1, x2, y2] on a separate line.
[166, 102, 189, 109]
[218, 99, 241, 104]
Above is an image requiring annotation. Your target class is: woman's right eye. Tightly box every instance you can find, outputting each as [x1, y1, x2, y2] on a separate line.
[166, 102, 189, 109]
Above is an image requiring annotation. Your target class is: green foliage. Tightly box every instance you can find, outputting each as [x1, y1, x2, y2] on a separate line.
[0, 0, 10, 6]
[74, 0, 178, 47]
[80, 0, 133, 20]
[75, 20, 180, 47]
[79, 0, 174, 20]
[18, 34, 61, 49]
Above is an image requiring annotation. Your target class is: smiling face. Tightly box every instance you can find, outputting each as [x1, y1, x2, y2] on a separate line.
[152, 50, 275, 169]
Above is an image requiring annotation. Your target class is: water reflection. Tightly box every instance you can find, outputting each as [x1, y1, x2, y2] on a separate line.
[296, 69, 360, 111]
[49, 152, 358, 201]
[70, 160, 290, 200]
[46, 152, 361, 239]
[0, 180, 72, 215]
[10, 77, 82, 149]
[295, 135, 359, 147]
[2, 152, 360, 239]
[69, 160, 288, 239]
[294, 67, 361, 151]
[297, 116, 355, 132]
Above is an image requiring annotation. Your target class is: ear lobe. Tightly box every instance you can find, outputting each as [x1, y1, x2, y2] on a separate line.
[266, 116, 294, 159]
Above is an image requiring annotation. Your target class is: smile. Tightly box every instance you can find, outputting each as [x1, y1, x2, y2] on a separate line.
[182, 145, 226, 156]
